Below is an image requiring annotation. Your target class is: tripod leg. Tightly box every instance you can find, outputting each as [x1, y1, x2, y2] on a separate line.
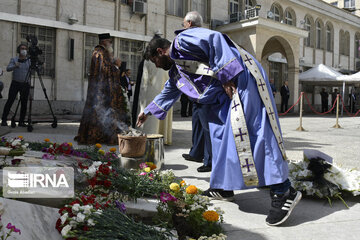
[27, 73, 34, 132]
[35, 69, 57, 128]
[11, 100, 21, 128]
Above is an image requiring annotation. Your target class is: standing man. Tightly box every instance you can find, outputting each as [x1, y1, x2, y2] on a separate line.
[1, 44, 30, 127]
[280, 81, 290, 113]
[270, 79, 277, 98]
[121, 69, 134, 101]
[0, 67, 4, 98]
[179, 12, 212, 172]
[137, 11, 301, 226]
[75, 33, 130, 144]
[320, 88, 329, 113]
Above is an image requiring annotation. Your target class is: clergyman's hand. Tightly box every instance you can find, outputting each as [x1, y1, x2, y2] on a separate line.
[222, 81, 236, 99]
[136, 112, 148, 127]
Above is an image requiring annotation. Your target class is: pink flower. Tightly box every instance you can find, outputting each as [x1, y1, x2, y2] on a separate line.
[6, 223, 21, 235]
[159, 192, 177, 203]
[139, 172, 147, 176]
[139, 163, 148, 169]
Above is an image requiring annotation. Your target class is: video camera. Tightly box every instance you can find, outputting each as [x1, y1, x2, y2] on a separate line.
[26, 35, 43, 67]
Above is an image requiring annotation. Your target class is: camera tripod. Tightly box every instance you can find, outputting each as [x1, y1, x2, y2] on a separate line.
[11, 61, 57, 132]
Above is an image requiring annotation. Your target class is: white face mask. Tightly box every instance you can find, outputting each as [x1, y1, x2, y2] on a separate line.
[20, 50, 27, 56]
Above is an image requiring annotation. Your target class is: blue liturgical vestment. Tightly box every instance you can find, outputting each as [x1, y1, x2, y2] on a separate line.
[144, 27, 288, 190]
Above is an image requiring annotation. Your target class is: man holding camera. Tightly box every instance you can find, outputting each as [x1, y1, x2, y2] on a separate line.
[1, 44, 30, 127]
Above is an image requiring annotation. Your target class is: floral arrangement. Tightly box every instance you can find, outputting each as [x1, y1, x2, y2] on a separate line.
[289, 155, 360, 207]
[156, 181, 224, 240]
[0, 136, 28, 157]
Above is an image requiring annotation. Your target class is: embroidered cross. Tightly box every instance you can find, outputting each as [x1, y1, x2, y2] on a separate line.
[268, 107, 275, 120]
[178, 61, 190, 69]
[232, 100, 240, 111]
[203, 66, 211, 74]
[242, 158, 254, 172]
[235, 128, 247, 142]
[258, 79, 266, 91]
[244, 54, 253, 65]
[278, 136, 283, 145]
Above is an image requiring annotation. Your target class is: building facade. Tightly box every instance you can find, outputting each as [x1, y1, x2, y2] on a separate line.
[0, 0, 359, 114]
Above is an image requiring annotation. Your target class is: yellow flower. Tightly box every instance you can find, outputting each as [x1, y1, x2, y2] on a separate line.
[180, 180, 186, 186]
[44, 138, 50, 142]
[68, 142, 73, 147]
[109, 147, 117, 153]
[202, 210, 220, 222]
[186, 185, 198, 195]
[95, 143, 102, 149]
[18, 136, 23, 140]
[144, 167, 151, 173]
[170, 183, 180, 192]
[98, 149, 105, 155]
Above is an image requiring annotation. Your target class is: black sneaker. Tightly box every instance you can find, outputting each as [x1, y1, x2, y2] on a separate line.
[18, 122, 28, 127]
[182, 153, 202, 163]
[197, 165, 212, 172]
[202, 188, 234, 201]
[1, 121, 7, 126]
[266, 186, 302, 226]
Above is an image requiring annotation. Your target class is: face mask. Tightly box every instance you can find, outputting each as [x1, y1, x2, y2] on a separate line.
[20, 50, 27, 56]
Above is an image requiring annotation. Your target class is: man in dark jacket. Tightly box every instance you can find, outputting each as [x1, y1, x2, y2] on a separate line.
[280, 81, 290, 113]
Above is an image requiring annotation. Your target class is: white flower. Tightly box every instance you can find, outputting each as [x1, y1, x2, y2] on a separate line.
[69, 220, 77, 227]
[76, 213, 86, 222]
[61, 224, 72, 236]
[72, 203, 80, 212]
[93, 161, 102, 167]
[87, 218, 95, 226]
[95, 209, 103, 215]
[83, 205, 93, 214]
[60, 213, 68, 225]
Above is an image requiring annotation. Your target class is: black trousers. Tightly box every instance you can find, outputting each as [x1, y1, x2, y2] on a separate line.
[2, 81, 30, 122]
[180, 94, 193, 117]
[281, 96, 289, 113]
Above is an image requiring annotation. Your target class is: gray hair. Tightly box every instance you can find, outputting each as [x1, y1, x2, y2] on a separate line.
[185, 11, 203, 27]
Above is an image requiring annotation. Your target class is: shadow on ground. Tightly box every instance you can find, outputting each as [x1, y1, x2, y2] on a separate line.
[283, 137, 331, 151]
[233, 189, 358, 227]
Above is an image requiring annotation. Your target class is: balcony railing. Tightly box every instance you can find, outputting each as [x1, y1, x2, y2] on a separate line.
[229, 6, 259, 23]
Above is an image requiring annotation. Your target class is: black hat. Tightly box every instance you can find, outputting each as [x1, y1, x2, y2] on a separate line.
[98, 33, 111, 40]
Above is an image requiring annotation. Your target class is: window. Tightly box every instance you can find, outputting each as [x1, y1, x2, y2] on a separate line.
[316, 21, 323, 49]
[344, 0, 355, 8]
[119, 39, 144, 79]
[229, 0, 240, 14]
[340, 30, 350, 56]
[84, 34, 98, 78]
[304, 16, 313, 47]
[20, 24, 56, 78]
[284, 10, 294, 26]
[270, 4, 282, 22]
[245, 0, 255, 10]
[355, 33, 360, 59]
[326, 24, 333, 52]
[191, 0, 208, 22]
[167, 0, 187, 17]
[331, 1, 338, 6]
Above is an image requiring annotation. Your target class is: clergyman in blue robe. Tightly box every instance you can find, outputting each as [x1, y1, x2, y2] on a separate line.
[136, 11, 301, 226]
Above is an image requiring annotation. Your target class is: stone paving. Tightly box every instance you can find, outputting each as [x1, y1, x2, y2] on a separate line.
[0, 113, 359, 240]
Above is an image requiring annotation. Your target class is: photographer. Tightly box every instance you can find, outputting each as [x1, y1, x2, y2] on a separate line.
[1, 44, 30, 127]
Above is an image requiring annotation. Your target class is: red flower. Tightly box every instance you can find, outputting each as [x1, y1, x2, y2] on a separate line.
[94, 202, 101, 209]
[103, 180, 112, 188]
[88, 177, 97, 187]
[82, 225, 89, 231]
[55, 218, 62, 233]
[99, 165, 110, 175]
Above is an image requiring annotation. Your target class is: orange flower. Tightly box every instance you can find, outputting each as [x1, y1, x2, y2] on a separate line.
[68, 142, 73, 147]
[44, 138, 50, 142]
[180, 180, 186, 186]
[145, 162, 157, 170]
[202, 210, 219, 222]
[18, 136, 23, 140]
[95, 143, 102, 149]
[186, 185, 198, 195]
[109, 147, 117, 153]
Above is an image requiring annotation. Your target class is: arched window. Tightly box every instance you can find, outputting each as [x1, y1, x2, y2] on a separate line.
[304, 16, 313, 47]
[270, 3, 283, 22]
[315, 20, 323, 49]
[284, 8, 296, 26]
[355, 33, 360, 59]
[326, 23, 333, 52]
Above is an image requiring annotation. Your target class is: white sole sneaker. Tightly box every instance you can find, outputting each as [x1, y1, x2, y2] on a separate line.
[266, 191, 302, 226]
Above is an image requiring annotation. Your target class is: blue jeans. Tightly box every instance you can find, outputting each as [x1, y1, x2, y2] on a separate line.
[189, 103, 212, 167]
[270, 179, 291, 195]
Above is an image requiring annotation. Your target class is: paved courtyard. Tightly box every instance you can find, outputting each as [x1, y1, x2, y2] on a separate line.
[1, 113, 359, 240]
